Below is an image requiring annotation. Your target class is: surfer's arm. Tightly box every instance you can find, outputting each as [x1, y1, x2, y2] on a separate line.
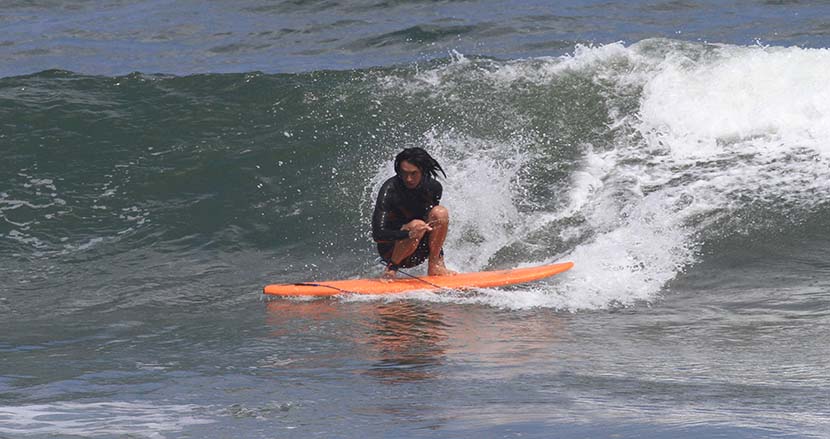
[372, 183, 409, 242]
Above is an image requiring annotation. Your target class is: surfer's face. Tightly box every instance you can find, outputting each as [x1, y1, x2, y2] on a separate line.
[398, 160, 423, 189]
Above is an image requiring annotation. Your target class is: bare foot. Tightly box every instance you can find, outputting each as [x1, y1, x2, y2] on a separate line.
[380, 268, 398, 281]
[428, 265, 457, 276]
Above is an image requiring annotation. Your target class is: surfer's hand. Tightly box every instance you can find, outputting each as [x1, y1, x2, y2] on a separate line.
[403, 220, 432, 239]
[409, 227, 428, 239]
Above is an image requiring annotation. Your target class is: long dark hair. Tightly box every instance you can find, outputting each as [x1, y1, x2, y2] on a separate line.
[394, 147, 446, 179]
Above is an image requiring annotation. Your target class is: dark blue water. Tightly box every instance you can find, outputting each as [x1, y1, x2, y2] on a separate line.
[2, 1, 830, 438]
[4, 0, 830, 76]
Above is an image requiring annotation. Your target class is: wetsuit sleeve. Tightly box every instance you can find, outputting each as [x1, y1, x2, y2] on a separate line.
[372, 182, 409, 242]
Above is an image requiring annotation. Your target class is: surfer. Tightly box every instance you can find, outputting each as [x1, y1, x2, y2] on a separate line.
[372, 147, 456, 278]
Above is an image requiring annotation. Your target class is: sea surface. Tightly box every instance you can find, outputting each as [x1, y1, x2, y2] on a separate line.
[2, 1, 830, 438]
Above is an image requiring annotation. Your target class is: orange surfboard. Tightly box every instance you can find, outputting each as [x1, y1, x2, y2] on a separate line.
[263, 261, 573, 297]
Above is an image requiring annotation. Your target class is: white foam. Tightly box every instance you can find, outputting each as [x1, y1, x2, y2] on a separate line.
[6, 229, 49, 249]
[640, 45, 830, 152]
[0, 401, 213, 438]
[557, 42, 830, 307]
[425, 130, 535, 270]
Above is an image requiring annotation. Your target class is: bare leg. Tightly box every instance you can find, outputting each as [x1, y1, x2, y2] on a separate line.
[427, 206, 456, 276]
[381, 219, 429, 278]
[382, 237, 420, 278]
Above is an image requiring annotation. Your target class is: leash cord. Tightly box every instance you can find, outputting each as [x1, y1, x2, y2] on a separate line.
[378, 260, 445, 290]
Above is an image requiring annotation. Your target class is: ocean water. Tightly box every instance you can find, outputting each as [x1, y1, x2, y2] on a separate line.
[2, 1, 830, 438]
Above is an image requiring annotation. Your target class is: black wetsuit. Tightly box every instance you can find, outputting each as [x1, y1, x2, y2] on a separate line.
[372, 175, 442, 268]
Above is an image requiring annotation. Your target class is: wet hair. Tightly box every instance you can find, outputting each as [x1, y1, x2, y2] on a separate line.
[394, 147, 446, 179]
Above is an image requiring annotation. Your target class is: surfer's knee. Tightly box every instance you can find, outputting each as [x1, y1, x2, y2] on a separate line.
[429, 205, 449, 225]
